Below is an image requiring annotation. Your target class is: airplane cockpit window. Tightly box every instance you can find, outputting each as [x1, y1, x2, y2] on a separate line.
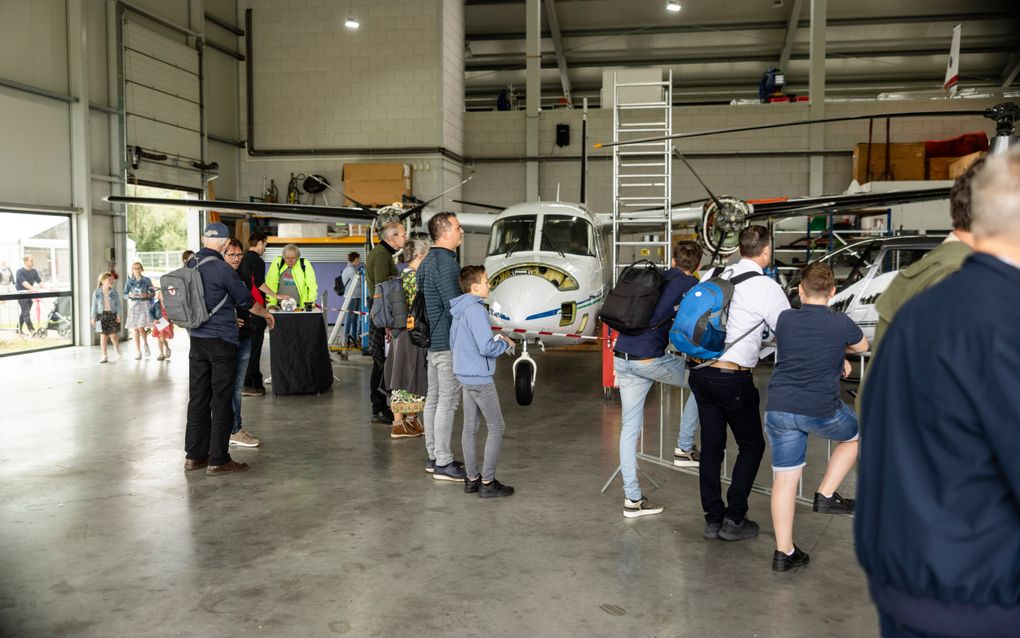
[488, 216, 536, 256]
[541, 215, 594, 256]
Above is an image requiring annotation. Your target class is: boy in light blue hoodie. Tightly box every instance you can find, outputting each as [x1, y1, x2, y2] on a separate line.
[449, 265, 516, 498]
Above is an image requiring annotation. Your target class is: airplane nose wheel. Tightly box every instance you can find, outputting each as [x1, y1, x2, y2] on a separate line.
[512, 339, 539, 406]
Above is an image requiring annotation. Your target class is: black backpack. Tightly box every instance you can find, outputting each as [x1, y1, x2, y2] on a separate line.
[407, 290, 431, 348]
[334, 274, 346, 296]
[599, 260, 667, 336]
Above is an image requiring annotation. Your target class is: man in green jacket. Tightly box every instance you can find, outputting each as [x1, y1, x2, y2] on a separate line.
[366, 222, 407, 423]
[859, 158, 984, 414]
[264, 244, 318, 307]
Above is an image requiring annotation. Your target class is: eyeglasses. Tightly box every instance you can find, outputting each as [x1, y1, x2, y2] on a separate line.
[226, 253, 243, 258]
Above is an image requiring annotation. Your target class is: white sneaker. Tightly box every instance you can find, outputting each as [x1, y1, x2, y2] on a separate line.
[115, 347, 123, 359]
[673, 446, 700, 468]
[99, 355, 108, 363]
[144, 345, 151, 358]
[623, 496, 664, 519]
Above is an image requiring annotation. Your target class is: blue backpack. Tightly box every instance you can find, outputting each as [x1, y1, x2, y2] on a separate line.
[669, 268, 762, 362]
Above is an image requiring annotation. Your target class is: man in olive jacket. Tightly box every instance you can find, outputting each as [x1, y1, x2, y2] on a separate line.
[366, 222, 407, 423]
[857, 158, 983, 415]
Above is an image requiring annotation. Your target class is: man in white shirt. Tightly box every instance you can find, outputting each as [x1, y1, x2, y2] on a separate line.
[690, 225, 790, 541]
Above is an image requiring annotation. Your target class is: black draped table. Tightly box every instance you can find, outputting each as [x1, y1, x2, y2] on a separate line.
[268, 311, 333, 395]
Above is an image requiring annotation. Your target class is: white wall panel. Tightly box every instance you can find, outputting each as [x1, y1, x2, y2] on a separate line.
[206, 48, 239, 140]
[0, 88, 72, 208]
[126, 83, 200, 131]
[124, 50, 201, 103]
[126, 114, 201, 160]
[208, 141, 238, 199]
[89, 112, 112, 175]
[85, 0, 111, 105]
[0, 0, 68, 94]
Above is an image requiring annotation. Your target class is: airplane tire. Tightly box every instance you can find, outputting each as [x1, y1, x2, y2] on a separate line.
[515, 360, 534, 406]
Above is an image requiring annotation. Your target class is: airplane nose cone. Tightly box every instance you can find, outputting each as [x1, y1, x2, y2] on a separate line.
[487, 276, 563, 327]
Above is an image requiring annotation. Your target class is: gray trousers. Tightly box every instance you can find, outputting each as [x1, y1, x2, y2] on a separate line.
[424, 351, 461, 466]
[461, 383, 505, 482]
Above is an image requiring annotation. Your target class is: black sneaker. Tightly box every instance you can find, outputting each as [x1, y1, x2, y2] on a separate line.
[813, 492, 855, 514]
[479, 479, 515, 498]
[371, 412, 391, 425]
[425, 458, 436, 473]
[465, 476, 480, 493]
[623, 496, 664, 518]
[703, 521, 722, 539]
[433, 461, 467, 482]
[718, 517, 759, 541]
[772, 546, 810, 572]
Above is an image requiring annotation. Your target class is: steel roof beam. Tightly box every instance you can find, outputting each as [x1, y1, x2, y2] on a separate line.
[778, 0, 805, 71]
[466, 12, 1019, 42]
[1001, 46, 1020, 88]
[544, 0, 572, 107]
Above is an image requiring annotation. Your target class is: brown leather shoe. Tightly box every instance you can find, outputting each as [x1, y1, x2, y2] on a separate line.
[206, 460, 250, 476]
[184, 457, 209, 471]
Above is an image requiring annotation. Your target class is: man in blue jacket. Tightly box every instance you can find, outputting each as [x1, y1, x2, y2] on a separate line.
[614, 241, 701, 518]
[417, 212, 467, 481]
[856, 148, 1020, 637]
[450, 265, 516, 498]
[184, 223, 275, 476]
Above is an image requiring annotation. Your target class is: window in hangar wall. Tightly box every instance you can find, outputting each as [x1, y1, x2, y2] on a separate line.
[124, 184, 197, 286]
[0, 212, 73, 356]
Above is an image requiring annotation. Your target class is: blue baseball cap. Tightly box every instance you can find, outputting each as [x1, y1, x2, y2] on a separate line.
[203, 222, 230, 238]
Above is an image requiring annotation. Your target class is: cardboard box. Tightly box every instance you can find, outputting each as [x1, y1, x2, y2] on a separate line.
[948, 151, 985, 180]
[926, 157, 955, 181]
[852, 143, 926, 182]
[342, 163, 412, 207]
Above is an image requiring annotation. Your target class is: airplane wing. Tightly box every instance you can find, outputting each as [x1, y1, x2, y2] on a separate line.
[105, 196, 378, 222]
[592, 205, 702, 229]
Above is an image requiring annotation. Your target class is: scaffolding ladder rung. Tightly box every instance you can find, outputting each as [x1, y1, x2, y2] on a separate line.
[616, 103, 670, 110]
[619, 182, 666, 188]
[614, 81, 671, 88]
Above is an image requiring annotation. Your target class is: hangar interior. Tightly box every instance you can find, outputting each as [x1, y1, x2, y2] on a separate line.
[1, 0, 1018, 636]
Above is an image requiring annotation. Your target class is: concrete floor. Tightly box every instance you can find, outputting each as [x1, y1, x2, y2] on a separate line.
[0, 341, 879, 637]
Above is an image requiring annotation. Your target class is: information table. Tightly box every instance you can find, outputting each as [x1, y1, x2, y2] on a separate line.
[268, 310, 333, 395]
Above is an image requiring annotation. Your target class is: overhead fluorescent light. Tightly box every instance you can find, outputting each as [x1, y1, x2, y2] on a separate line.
[666, 1, 682, 12]
[344, 17, 360, 29]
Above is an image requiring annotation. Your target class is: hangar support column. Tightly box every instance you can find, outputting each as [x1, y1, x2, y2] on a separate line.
[808, 0, 826, 196]
[525, 0, 541, 201]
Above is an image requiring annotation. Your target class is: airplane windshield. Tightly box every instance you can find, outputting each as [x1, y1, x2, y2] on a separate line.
[488, 216, 536, 256]
[541, 215, 593, 256]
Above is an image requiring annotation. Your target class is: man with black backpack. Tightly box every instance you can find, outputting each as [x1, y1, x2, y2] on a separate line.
[183, 223, 275, 476]
[688, 226, 789, 541]
[612, 241, 702, 518]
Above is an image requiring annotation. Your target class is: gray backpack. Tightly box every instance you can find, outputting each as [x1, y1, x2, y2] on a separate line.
[161, 257, 229, 329]
[370, 277, 408, 329]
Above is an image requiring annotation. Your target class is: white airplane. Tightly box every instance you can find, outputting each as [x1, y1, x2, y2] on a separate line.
[440, 200, 701, 405]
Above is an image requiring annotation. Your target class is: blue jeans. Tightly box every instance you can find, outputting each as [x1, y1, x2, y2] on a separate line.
[231, 336, 252, 434]
[676, 390, 700, 451]
[344, 297, 361, 341]
[764, 401, 859, 470]
[615, 354, 687, 502]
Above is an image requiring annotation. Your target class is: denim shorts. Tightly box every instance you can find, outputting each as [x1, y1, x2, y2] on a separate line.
[764, 400, 859, 471]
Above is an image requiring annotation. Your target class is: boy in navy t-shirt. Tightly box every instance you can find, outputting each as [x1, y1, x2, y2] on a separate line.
[765, 262, 868, 572]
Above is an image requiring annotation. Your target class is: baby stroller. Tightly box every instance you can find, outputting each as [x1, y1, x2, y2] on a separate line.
[36, 296, 73, 339]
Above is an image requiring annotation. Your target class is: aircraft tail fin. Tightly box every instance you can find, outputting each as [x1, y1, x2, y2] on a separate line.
[943, 24, 961, 97]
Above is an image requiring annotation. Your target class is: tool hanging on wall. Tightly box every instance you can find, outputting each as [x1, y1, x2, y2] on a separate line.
[301, 174, 330, 205]
[286, 173, 302, 204]
[263, 178, 278, 203]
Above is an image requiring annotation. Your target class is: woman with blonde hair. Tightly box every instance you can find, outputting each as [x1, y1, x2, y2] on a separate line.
[91, 272, 122, 363]
[123, 261, 155, 359]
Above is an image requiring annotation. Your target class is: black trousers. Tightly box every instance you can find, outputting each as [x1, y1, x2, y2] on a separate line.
[369, 324, 389, 415]
[18, 298, 34, 331]
[689, 367, 766, 524]
[185, 336, 238, 466]
[243, 315, 267, 390]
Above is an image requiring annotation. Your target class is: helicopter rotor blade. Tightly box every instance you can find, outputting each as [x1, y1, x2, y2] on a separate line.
[594, 109, 988, 149]
[106, 196, 379, 221]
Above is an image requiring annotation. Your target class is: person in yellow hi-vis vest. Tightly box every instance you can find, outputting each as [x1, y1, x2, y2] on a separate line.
[263, 244, 318, 307]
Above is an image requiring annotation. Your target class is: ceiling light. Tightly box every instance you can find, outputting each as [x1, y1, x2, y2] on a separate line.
[666, 1, 682, 12]
[344, 17, 360, 29]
